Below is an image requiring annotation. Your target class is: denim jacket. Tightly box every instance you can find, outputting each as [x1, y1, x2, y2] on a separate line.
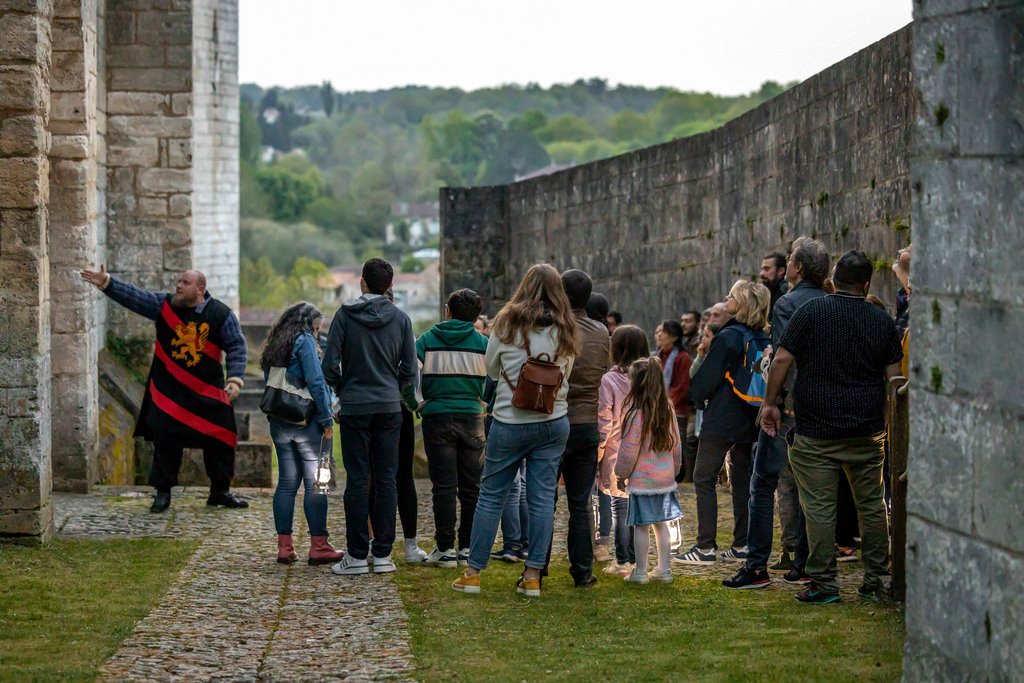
[265, 333, 334, 429]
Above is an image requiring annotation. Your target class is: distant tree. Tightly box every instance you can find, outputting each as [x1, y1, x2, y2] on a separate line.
[509, 110, 548, 133]
[536, 115, 597, 143]
[239, 100, 262, 163]
[320, 80, 336, 117]
[240, 256, 285, 307]
[608, 109, 655, 143]
[401, 255, 425, 273]
[254, 163, 322, 222]
[284, 257, 331, 306]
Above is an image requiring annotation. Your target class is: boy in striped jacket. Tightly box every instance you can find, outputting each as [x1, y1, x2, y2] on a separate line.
[403, 289, 489, 567]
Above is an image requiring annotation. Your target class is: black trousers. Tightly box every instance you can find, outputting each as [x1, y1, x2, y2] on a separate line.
[368, 407, 418, 540]
[693, 438, 753, 550]
[544, 422, 600, 582]
[149, 440, 234, 493]
[422, 413, 486, 550]
[340, 411, 402, 559]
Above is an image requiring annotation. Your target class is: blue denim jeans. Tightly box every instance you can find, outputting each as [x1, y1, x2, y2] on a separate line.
[271, 418, 329, 537]
[468, 417, 570, 571]
[499, 461, 529, 551]
[610, 495, 635, 564]
[745, 426, 808, 570]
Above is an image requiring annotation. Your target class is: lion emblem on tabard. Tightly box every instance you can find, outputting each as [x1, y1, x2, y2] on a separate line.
[170, 321, 210, 367]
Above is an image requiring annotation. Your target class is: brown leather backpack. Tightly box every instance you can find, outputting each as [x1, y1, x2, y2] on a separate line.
[501, 337, 564, 415]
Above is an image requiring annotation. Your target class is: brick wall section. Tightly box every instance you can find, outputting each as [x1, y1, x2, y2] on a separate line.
[48, 0, 102, 492]
[905, 2, 1024, 679]
[104, 0, 193, 338]
[0, 0, 54, 542]
[191, 0, 239, 309]
[442, 27, 913, 332]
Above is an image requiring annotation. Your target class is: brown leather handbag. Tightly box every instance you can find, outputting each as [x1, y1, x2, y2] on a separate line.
[501, 337, 564, 415]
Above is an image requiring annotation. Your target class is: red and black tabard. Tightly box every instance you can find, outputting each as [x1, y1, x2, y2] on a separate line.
[135, 295, 238, 449]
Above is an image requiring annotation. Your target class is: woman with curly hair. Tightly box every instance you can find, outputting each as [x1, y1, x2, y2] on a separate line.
[261, 302, 343, 566]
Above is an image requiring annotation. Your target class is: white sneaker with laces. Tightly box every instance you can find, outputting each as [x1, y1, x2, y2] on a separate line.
[457, 548, 470, 567]
[371, 553, 397, 573]
[422, 547, 458, 568]
[404, 539, 427, 563]
[331, 554, 369, 575]
[624, 569, 650, 584]
[650, 568, 674, 583]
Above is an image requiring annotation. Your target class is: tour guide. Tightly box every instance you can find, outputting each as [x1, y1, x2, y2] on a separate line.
[81, 265, 249, 513]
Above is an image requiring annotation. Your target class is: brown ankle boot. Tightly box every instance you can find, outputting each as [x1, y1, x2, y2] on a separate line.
[309, 535, 344, 565]
[277, 534, 298, 564]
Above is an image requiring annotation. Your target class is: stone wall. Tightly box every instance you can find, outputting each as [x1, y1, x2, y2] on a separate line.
[905, 1, 1024, 679]
[191, 0, 239, 309]
[48, 0, 103, 492]
[442, 27, 913, 332]
[105, 0, 194, 337]
[0, 0, 54, 542]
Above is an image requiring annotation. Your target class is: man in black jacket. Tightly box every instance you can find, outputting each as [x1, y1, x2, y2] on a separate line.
[723, 237, 830, 590]
[322, 258, 417, 576]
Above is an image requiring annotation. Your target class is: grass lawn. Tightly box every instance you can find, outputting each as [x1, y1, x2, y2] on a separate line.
[0, 538, 198, 681]
[394, 551, 904, 682]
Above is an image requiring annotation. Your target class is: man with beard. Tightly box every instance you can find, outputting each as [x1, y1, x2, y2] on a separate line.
[760, 252, 789, 313]
[80, 265, 249, 513]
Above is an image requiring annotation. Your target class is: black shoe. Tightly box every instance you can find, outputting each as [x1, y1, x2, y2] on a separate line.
[795, 582, 841, 604]
[574, 574, 598, 589]
[857, 582, 887, 601]
[207, 491, 249, 508]
[783, 567, 812, 585]
[722, 566, 771, 590]
[770, 550, 794, 571]
[150, 490, 171, 513]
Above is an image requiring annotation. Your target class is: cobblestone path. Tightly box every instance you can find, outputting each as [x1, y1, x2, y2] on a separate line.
[54, 481, 867, 681]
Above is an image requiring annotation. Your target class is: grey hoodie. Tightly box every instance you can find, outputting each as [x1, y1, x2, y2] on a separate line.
[321, 294, 417, 415]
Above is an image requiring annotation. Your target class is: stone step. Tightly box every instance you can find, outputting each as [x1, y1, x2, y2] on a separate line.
[234, 388, 263, 412]
[175, 441, 273, 489]
[245, 376, 266, 393]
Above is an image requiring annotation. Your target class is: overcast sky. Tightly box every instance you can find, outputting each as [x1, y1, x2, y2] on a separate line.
[239, 1, 912, 95]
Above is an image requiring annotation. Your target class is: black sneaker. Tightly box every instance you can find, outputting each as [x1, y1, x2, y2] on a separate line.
[782, 567, 811, 585]
[574, 574, 598, 589]
[795, 582, 841, 604]
[769, 550, 793, 571]
[722, 566, 771, 590]
[150, 489, 171, 513]
[207, 491, 249, 508]
[857, 582, 886, 601]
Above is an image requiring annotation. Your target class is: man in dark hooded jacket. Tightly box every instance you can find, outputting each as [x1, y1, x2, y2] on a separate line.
[322, 258, 416, 575]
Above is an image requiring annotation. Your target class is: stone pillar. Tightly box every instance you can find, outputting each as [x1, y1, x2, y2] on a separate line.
[0, 0, 54, 543]
[48, 0, 102, 492]
[906, 1, 1024, 679]
[105, 0, 192, 338]
[191, 0, 238, 309]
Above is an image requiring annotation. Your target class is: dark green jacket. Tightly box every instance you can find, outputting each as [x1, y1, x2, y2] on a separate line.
[402, 320, 488, 416]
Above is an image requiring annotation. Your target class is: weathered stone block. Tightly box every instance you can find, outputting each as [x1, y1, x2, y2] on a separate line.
[50, 49, 87, 93]
[137, 11, 191, 45]
[108, 243, 162, 271]
[107, 45, 166, 68]
[50, 90, 87, 123]
[912, 16, 960, 155]
[109, 67, 190, 92]
[0, 0, 51, 11]
[167, 138, 190, 167]
[0, 209, 45, 257]
[170, 92, 190, 116]
[0, 115, 47, 156]
[168, 193, 190, 216]
[970, 402, 1024, 551]
[107, 11, 135, 45]
[907, 391, 974, 534]
[107, 137, 159, 166]
[137, 166, 190, 193]
[162, 245, 191, 271]
[136, 196, 167, 216]
[0, 13, 51, 64]
[52, 158, 91, 188]
[0, 66, 47, 113]
[165, 46, 190, 68]
[50, 133, 89, 159]
[48, 185, 90, 225]
[0, 504, 53, 541]
[51, 18, 84, 51]
[106, 91, 168, 115]
[0, 158, 46, 210]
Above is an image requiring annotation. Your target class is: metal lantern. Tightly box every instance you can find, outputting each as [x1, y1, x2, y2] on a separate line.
[314, 434, 332, 495]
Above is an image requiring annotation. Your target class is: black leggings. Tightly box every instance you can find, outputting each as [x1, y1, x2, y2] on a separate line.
[368, 408, 418, 539]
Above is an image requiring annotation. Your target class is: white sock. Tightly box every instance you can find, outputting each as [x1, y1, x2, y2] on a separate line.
[633, 524, 651, 574]
[653, 522, 672, 573]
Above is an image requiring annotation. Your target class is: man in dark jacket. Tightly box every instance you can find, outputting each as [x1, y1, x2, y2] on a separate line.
[723, 236, 830, 590]
[760, 252, 789, 314]
[322, 258, 416, 575]
[542, 269, 609, 587]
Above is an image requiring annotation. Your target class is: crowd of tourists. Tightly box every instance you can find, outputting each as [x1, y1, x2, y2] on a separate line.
[81, 233, 910, 605]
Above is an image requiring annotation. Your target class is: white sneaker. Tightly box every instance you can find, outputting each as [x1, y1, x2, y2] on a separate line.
[331, 554, 369, 575]
[650, 568, 674, 583]
[457, 548, 470, 567]
[371, 553, 397, 573]
[603, 561, 635, 577]
[404, 540, 427, 563]
[624, 569, 650, 584]
[423, 547, 458, 568]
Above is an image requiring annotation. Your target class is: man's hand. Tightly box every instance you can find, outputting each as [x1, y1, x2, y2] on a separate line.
[323, 425, 334, 440]
[760, 405, 782, 437]
[80, 264, 109, 289]
[225, 382, 242, 403]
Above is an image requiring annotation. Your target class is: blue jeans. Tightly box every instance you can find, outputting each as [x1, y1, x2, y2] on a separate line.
[746, 427, 808, 570]
[468, 417, 570, 571]
[610, 495, 635, 564]
[500, 461, 529, 551]
[271, 419, 329, 537]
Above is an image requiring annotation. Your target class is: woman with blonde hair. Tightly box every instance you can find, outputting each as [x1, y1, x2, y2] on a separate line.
[676, 279, 771, 566]
[452, 264, 579, 597]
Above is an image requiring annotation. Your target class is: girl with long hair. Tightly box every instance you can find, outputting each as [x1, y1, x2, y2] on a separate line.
[597, 324, 650, 576]
[261, 302, 343, 565]
[452, 264, 579, 597]
[614, 357, 684, 583]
